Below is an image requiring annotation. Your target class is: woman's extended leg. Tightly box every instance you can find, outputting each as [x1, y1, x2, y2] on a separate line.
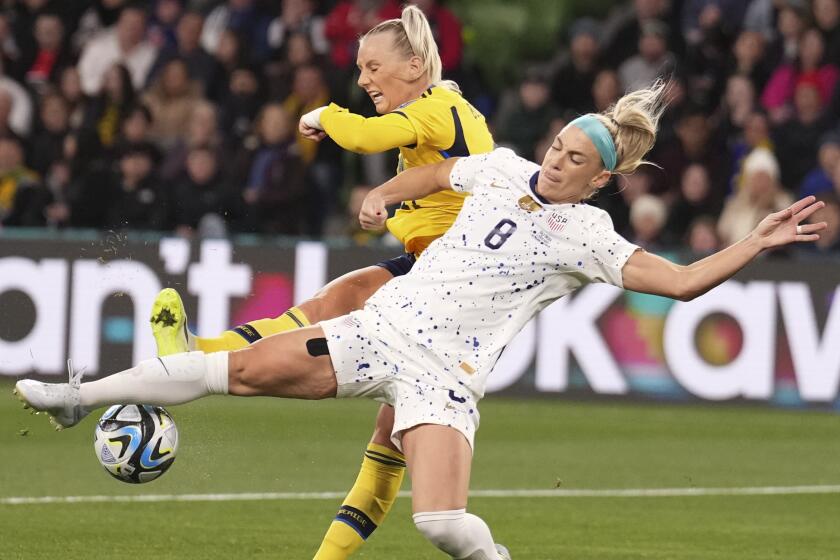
[14, 326, 338, 429]
[403, 424, 503, 559]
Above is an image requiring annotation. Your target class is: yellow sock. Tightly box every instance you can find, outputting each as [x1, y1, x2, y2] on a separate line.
[194, 307, 311, 352]
[313, 443, 406, 559]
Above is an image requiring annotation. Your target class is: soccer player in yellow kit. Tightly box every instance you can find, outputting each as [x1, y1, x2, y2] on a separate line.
[149, 6, 495, 559]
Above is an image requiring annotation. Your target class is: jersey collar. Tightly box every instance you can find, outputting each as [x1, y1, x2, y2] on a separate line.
[528, 171, 551, 206]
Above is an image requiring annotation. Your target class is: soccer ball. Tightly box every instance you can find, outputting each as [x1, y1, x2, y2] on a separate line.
[93, 404, 179, 484]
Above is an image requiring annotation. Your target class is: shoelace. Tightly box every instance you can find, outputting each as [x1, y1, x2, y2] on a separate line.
[66, 359, 85, 389]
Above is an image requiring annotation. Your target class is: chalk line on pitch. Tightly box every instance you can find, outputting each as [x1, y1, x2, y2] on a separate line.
[3, 485, 840, 505]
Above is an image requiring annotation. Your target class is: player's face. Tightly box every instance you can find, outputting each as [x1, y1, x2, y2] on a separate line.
[357, 32, 425, 114]
[538, 125, 612, 204]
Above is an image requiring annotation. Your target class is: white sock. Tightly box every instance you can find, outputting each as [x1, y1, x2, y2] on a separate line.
[413, 509, 499, 559]
[79, 351, 229, 408]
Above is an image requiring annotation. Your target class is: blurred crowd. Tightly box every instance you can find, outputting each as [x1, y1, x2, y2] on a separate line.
[496, 0, 840, 257]
[0, 0, 838, 256]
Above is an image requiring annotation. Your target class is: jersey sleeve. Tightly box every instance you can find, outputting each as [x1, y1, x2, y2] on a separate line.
[394, 97, 452, 149]
[586, 212, 640, 288]
[449, 152, 494, 192]
[319, 103, 418, 153]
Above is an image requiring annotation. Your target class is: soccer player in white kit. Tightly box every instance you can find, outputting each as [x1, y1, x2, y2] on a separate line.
[15, 83, 827, 560]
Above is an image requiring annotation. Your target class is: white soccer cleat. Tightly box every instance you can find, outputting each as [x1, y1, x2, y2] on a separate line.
[496, 543, 512, 560]
[13, 360, 89, 430]
[150, 288, 194, 356]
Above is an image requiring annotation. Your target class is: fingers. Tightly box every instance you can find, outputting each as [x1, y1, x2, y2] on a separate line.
[788, 195, 816, 216]
[797, 222, 827, 236]
[794, 200, 826, 223]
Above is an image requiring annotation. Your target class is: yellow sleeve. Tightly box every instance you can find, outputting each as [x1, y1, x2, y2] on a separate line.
[320, 103, 418, 154]
[395, 98, 452, 150]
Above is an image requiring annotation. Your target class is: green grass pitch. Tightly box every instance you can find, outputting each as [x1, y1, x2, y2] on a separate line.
[2, 380, 839, 559]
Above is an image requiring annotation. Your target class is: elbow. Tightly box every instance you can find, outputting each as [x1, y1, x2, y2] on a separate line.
[674, 271, 700, 302]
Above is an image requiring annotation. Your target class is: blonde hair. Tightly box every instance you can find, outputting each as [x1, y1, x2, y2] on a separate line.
[362, 5, 461, 93]
[595, 80, 668, 175]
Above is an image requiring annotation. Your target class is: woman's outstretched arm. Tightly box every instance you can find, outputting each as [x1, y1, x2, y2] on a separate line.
[622, 196, 827, 301]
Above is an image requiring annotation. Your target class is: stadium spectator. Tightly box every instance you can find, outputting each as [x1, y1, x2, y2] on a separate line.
[283, 64, 331, 165]
[718, 147, 793, 246]
[72, 0, 127, 52]
[142, 58, 204, 150]
[200, 0, 271, 63]
[729, 30, 771, 92]
[0, 62, 33, 137]
[761, 28, 839, 123]
[686, 215, 722, 253]
[238, 103, 307, 235]
[494, 69, 559, 159]
[682, 1, 747, 106]
[148, 11, 216, 95]
[208, 29, 245, 101]
[0, 135, 41, 225]
[719, 74, 758, 137]
[594, 168, 656, 239]
[281, 64, 341, 235]
[798, 192, 840, 253]
[682, 1, 748, 48]
[102, 142, 166, 230]
[728, 110, 773, 191]
[266, 32, 330, 102]
[267, 0, 328, 56]
[160, 100, 222, 183]
[605, 0, 681, 67]
[42, 159, 73, 228]
[773, 77, 834, 188]
[766, 1, 809, 69]
[18, 12, 72, 93]
[591, 69, 622, 113]
[629, 193, 668, 250]
[664, 163, 722, 243]
[170, 145, 238, 237]
[58, 66, 87, 129]
[218, 65, 262, 148]
[814, 0, 840, 63]
[652, 104, 727, 205]
[81, 63, 135, 149]
[551, 18, 603, 114]
[799, 131, 840, 197]
[618, 19, 675, 92]
[324, 0, 401, 71]
[413, 0, 463, 74]
[146, 0, 183, 52]
[77, 4, 158, 95]
[29, 92, 70, 176]
[111, 103, 156, 161]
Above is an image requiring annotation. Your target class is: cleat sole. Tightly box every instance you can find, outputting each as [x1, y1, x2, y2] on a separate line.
[150, 288, 189, 356]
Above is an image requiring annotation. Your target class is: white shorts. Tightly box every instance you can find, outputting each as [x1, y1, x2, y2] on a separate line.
[320, 309, 480, 452]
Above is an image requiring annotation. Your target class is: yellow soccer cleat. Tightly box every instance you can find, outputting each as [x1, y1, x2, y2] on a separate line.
[150, 288, 194, 356]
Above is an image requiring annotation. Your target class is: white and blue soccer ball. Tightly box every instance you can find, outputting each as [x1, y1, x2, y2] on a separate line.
[93, 404, 179, 484]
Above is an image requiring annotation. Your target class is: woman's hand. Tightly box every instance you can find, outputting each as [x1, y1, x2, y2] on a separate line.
[299, 106, 327, 142]
[359, 190, 388, 231]
[752, 196, 827, 250]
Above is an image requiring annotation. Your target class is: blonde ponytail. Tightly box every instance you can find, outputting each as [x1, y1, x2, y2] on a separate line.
[597, 80, 668, 175]
[363, 5, 461, 93]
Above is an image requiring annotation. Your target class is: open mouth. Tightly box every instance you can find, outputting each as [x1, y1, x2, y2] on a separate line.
[368, 91, 384, 103]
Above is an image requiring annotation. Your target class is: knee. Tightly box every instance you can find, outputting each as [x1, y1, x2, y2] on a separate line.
[227, 347, 265, 395]
[413, 510, 466, 555]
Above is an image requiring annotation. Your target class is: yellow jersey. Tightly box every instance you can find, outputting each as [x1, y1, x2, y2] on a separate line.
[319, 86, 494, 255]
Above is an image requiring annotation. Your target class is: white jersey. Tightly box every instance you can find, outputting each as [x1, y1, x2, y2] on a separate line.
[364, 148, 639, 398]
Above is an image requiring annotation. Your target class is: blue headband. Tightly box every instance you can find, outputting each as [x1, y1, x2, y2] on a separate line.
[569, 114, 617, 172]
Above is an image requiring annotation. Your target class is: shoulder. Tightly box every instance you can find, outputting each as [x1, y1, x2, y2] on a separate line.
[582, 204, 617, 230]
[476, 147, 537, 178]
